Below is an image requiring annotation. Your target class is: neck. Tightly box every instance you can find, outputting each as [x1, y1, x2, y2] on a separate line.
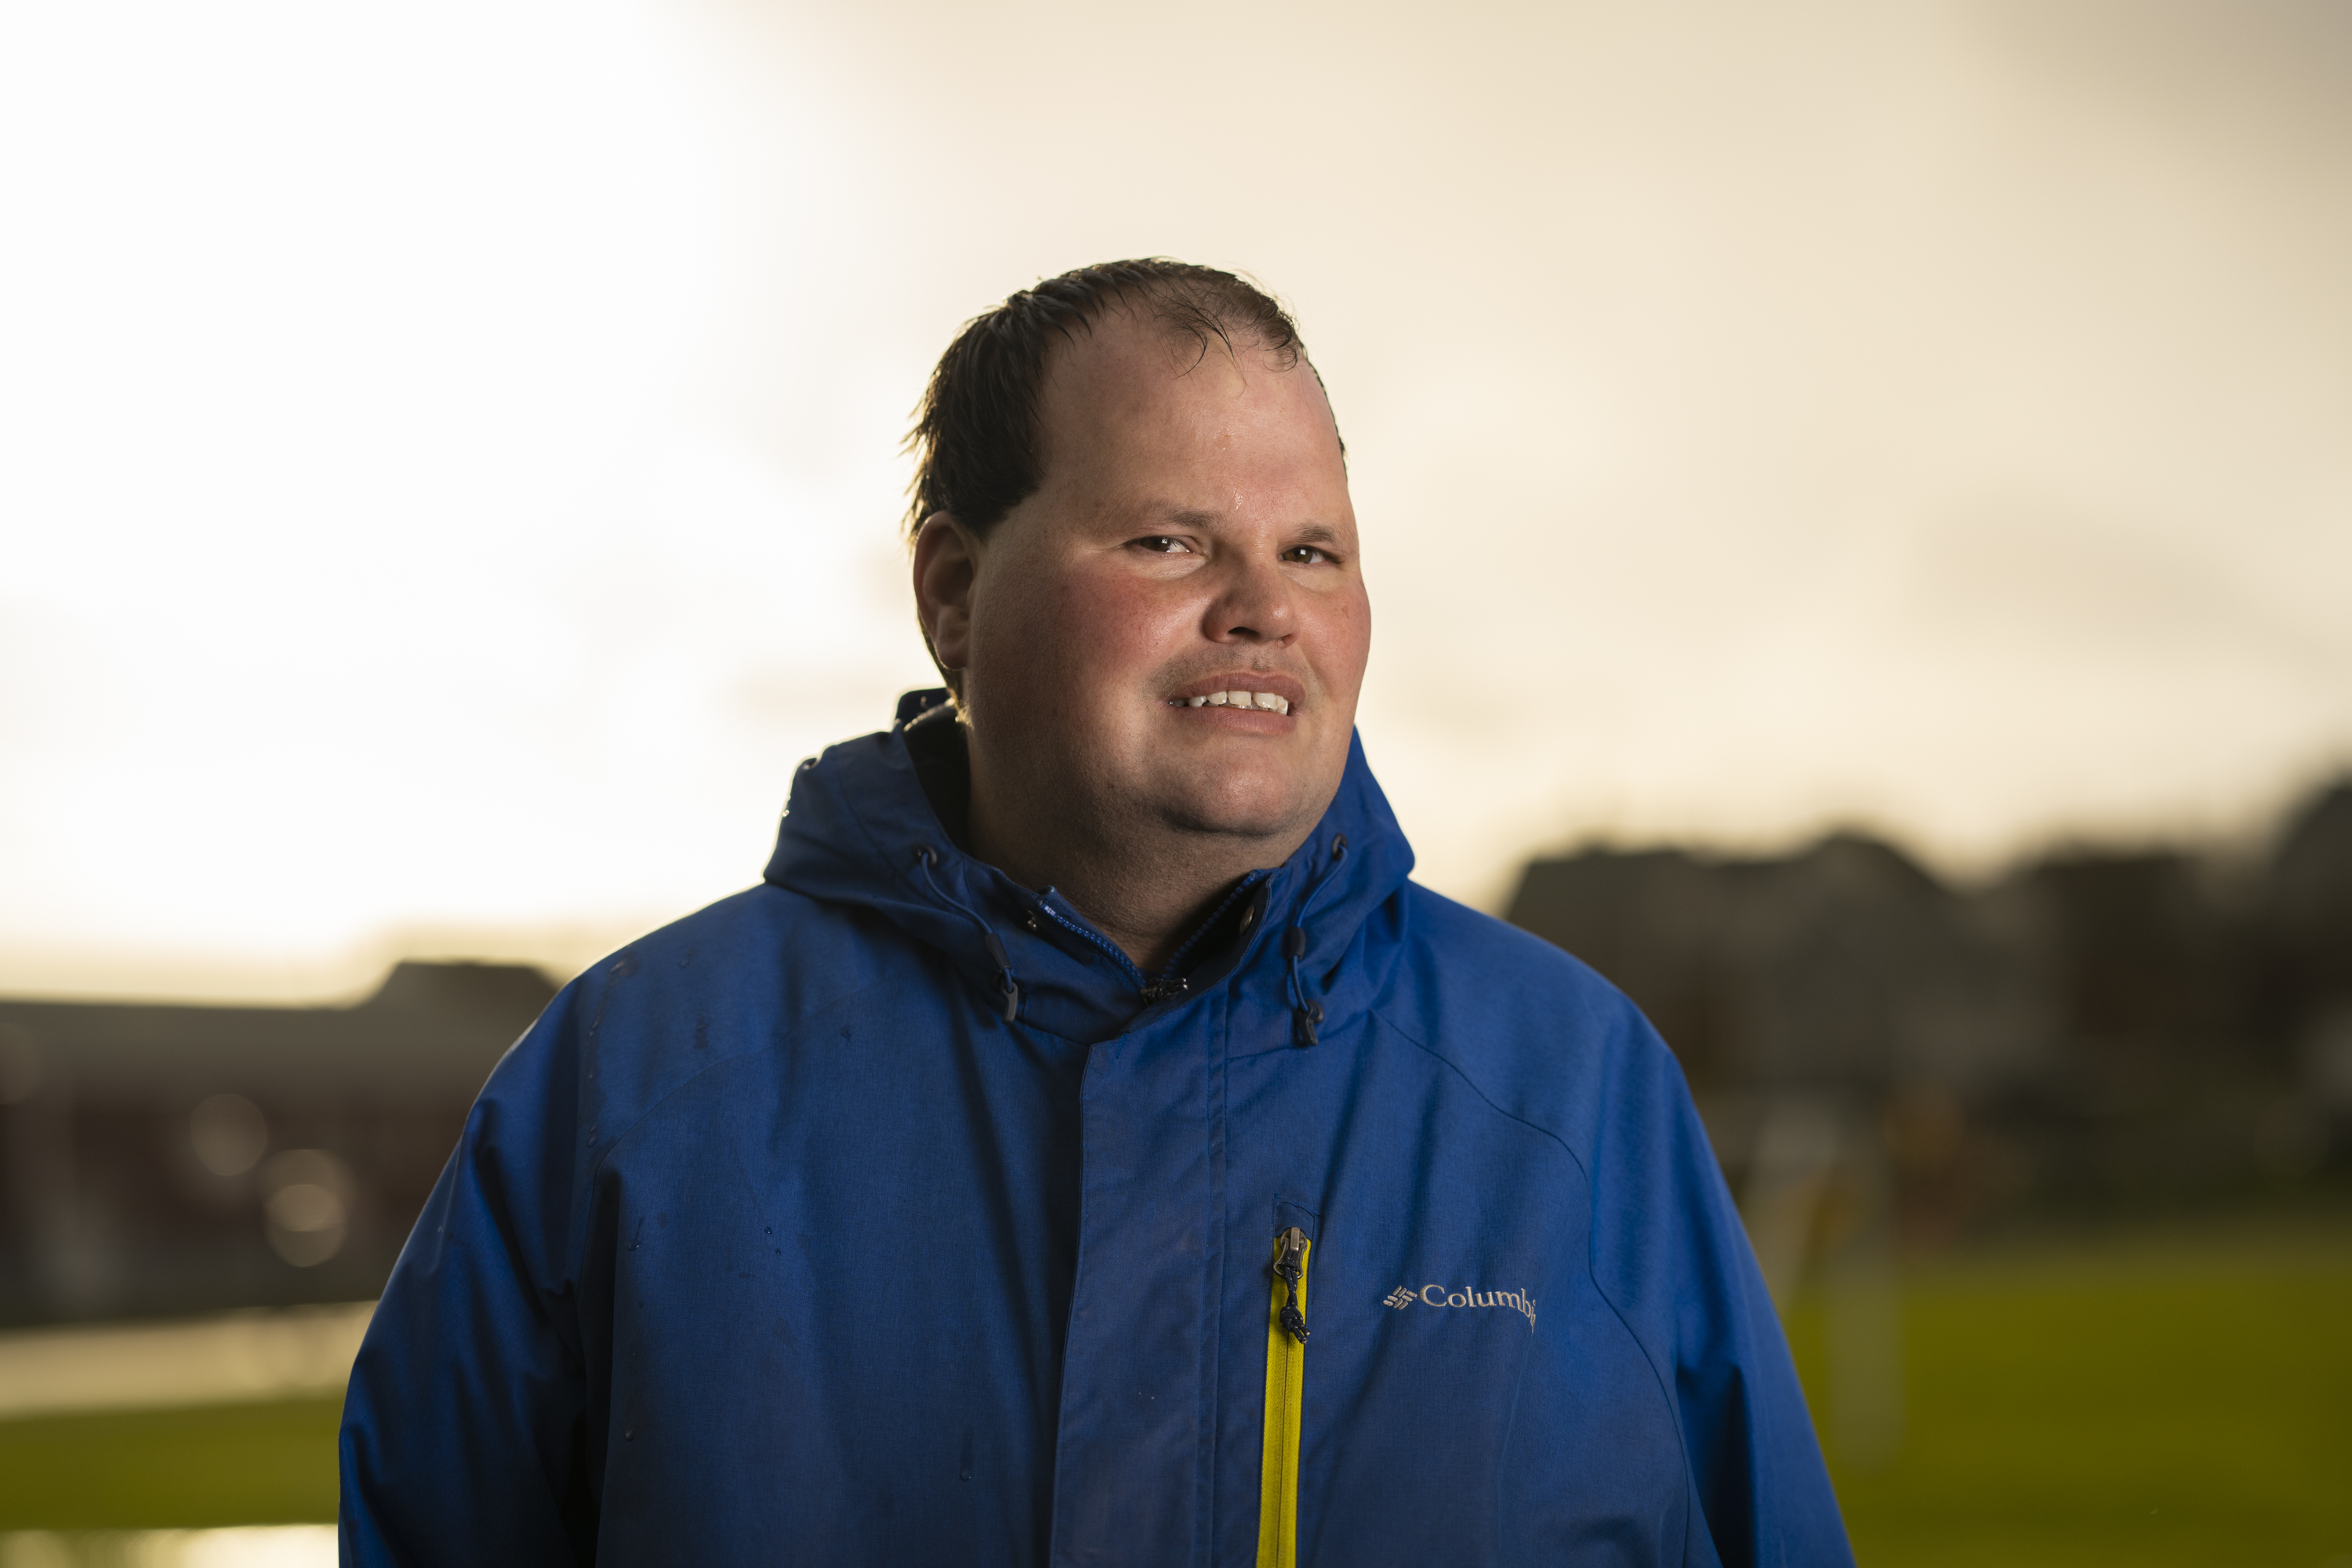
[964, 760, 1305, 978]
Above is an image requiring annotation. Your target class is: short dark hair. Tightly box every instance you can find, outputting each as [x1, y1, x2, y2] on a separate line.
[904, 259, 1308, 543]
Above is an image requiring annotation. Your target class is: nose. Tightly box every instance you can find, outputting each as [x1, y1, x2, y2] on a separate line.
[1202, 551, 1296, 646]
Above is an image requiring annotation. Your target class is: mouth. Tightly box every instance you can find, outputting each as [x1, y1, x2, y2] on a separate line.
[1163, 675, 1305, 718]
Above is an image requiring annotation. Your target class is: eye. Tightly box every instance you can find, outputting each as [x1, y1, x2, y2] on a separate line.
[1281, 544, 1332, 565]
[1131, 535, 1194, 555]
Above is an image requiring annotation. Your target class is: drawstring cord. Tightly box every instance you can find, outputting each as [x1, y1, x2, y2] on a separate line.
[1283, 928, 1320, 1046]
[1283, 834, 1349, 1047]
[912, 845, 1021, 1023]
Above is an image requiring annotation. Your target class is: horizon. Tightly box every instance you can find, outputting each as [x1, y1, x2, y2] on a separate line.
[9, 764, 2342, 1007]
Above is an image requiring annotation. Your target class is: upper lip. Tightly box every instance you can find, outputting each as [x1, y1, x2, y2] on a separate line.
[1166, 672, 1308, 710]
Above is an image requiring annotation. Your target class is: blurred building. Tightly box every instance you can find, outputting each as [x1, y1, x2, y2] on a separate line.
[4, 787, 2345, 1330]
[0, 962, 553, 1328]
[1507, 779, 2352, 1243]
[2262, 784, 2352, 1117]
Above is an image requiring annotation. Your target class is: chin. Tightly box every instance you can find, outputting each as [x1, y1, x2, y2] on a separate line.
[1151, 757, 1334, 844]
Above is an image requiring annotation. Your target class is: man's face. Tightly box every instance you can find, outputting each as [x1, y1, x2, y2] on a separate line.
[930, 310, 1370, 851]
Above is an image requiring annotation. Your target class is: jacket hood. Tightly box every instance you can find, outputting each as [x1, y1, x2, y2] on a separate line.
[764, 689, 1416, 1044]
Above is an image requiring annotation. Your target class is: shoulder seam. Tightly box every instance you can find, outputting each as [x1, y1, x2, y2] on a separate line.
[1368, 1003, 1582, 1159]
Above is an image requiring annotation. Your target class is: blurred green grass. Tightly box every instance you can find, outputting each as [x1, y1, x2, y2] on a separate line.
[1, 1222, 2346, 1553]
[0, 1398, 340, 1530]
[1786, 1221, 2352, 1568]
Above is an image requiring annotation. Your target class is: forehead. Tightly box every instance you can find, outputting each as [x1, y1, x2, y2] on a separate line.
[1030, 307, 1345, 500]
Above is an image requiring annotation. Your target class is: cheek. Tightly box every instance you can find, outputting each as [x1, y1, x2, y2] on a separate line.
[1040, 569, 1185, 688]
[1311, 584, 1374, 698]
[975, 561, 1178, 699]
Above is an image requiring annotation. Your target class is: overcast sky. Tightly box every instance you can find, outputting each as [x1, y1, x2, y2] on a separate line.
[3, 0, 2347, 998]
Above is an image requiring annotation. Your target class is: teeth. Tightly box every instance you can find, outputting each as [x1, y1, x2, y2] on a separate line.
[1183, 690, 1292, 714]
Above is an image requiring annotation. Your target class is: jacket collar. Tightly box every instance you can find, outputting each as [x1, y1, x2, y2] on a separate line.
[764, 689, 1414, 1044]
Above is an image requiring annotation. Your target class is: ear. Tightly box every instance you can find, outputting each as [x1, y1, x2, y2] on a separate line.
[911, 511, 982, 674]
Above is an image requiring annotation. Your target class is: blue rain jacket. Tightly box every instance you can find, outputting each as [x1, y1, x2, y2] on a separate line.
[341, 692, 1850, 1566]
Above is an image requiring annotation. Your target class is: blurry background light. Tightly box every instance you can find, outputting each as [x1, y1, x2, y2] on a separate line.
[186, 1095, 267, 1180]
[0, 1528, 339, 1567]
[258, 1151, 350, 1268]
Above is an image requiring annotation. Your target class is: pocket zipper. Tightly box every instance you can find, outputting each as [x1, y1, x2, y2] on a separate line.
[1258, 1225, 1311, 1568]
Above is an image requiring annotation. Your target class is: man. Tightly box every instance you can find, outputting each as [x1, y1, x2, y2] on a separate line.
[341, 260, 1851, 1566]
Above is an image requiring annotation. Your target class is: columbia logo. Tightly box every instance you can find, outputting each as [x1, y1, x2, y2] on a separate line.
[1382, 1283, 1539, 1330]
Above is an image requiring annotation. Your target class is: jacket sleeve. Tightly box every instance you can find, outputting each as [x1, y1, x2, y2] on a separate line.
[1588, 1007, 1854, 1568]
[339, 984, 599, 1567]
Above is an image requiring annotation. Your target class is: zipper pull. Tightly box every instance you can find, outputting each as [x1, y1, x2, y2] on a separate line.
[1139, 975, 1189, 1004]
[1271, 1226, 1310, 1344]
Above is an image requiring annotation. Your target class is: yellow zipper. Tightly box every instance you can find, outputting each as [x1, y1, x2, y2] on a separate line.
[1257, 1226, 1311, 1568]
